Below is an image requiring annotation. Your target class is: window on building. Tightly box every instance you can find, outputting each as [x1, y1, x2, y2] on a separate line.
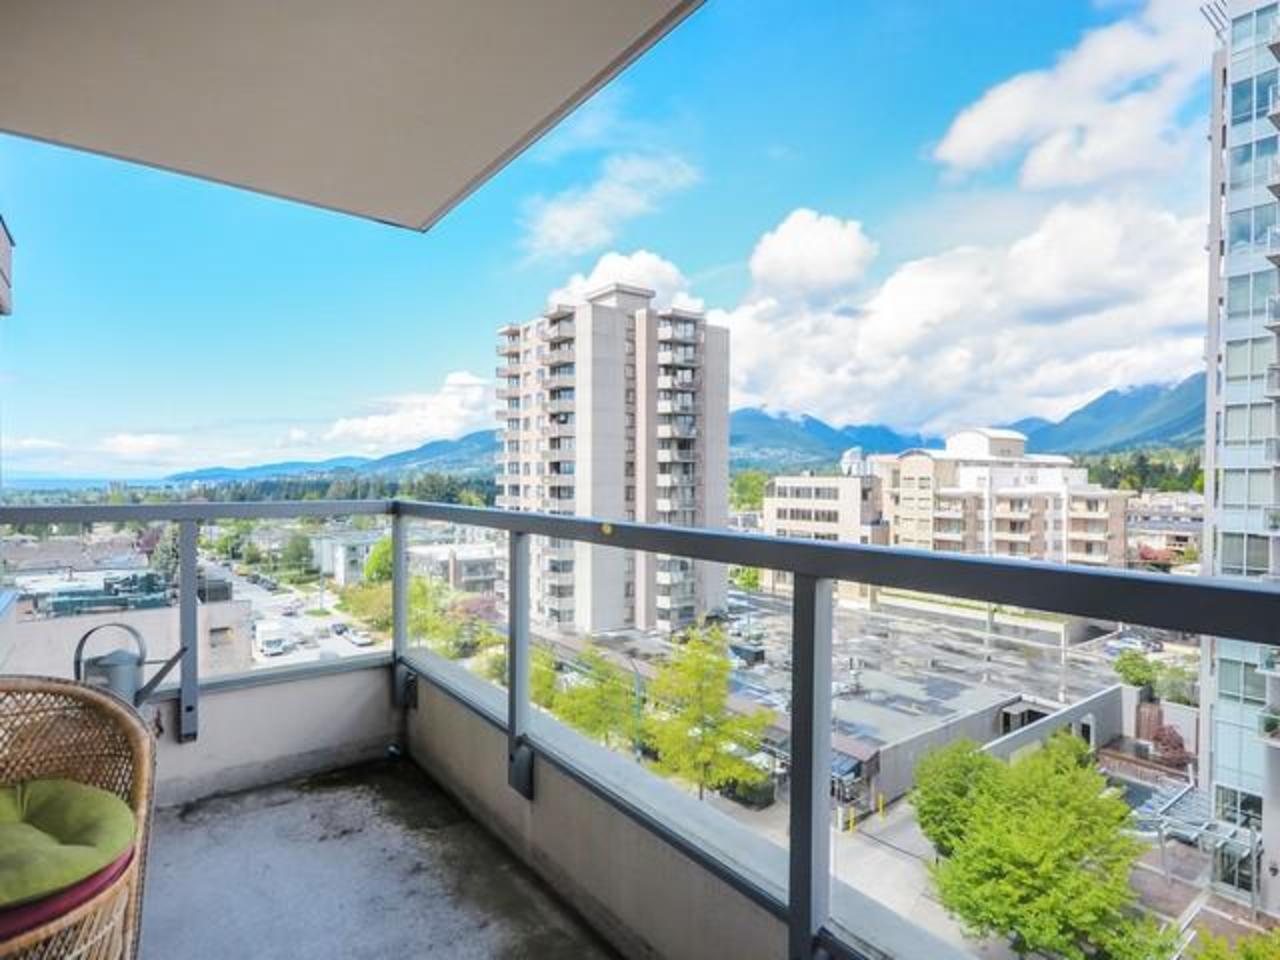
[1217, 785, 1264, 829]
[1233, 77, 1255, 124]
[1231, 143, 1253, 190]
[1234, 14, 1254, 52]
[1258, 136, 1279, 188]
[1260, 70, 1279, 120]
[1229, 209, 1252, 251]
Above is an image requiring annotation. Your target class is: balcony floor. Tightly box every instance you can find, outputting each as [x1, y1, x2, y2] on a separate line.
[141, 760, 616, 959]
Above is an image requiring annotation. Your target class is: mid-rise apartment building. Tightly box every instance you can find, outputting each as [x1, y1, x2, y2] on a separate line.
[761, 449, 888, 603]
[495, 283, 729, 634]
[1202, 1, 1280, 909]
[871, 429, 1130, 566]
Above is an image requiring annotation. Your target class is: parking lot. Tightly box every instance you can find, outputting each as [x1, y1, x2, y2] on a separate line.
[201, 559, 384, 668]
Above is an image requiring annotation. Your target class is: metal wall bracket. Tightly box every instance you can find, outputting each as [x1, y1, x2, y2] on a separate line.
[508, 738, 535, 799]
[394, 661, 417, 709]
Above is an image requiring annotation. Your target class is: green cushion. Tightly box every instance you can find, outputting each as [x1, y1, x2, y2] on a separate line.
[0, 779, 135, 908]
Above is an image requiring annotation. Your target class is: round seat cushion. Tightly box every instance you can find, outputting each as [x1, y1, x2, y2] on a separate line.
[0, 779, 136, 908]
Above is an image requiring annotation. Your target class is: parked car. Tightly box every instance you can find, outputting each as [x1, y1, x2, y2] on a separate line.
[347, 632, 375, 648]
[1104, 634, 1163, 657]
[332, 623, 349, 635]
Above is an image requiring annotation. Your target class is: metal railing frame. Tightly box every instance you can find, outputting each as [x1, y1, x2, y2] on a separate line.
[3, 497, 1279, 960]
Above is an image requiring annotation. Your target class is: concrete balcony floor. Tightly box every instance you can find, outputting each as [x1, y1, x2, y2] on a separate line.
[141, 760, 616, 960]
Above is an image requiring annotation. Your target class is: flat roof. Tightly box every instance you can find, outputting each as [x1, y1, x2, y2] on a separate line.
[2, 1, 699, 230]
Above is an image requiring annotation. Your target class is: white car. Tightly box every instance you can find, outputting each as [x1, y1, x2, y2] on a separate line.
[347, 632, 375, 648]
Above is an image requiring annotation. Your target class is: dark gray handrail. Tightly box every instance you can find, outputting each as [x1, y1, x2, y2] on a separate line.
[0, 497, 1274, 643]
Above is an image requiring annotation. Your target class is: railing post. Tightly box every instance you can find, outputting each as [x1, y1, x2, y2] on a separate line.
[788, 574, 833, 959]
[507, 530, 534, 799]
[177, 519, 199, 742]
[391, 508, 412, 707]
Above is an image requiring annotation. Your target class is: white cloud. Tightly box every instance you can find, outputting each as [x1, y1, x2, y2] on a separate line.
[325, 371, 492, 452]
[10, 437, 65, 451]
[711, 200, 1205, 433]
[548, 250, 704, 311]
[522, 153, 699, 259]
[934, 0, 1207, 189]
[747, 208, 877, 299]
[97, 433, 183, 459]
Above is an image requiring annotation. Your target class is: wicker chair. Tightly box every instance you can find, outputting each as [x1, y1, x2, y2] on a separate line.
[0, 676, 155, 960]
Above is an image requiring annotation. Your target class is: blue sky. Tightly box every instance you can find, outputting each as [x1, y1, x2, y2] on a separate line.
[0, 0, 1211, 477]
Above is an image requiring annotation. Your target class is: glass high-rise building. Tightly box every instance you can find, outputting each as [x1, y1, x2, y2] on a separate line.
[1203, 0, 1280, 906]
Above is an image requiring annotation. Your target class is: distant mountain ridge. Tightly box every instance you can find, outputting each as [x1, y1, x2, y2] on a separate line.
[166, 374, 1207, 483]
[1015, 373, 1204, 454]
[727, 408, 938, 470]
[167, 430, 499, 482]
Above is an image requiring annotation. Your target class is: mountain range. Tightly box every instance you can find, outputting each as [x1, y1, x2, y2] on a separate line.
[167, 373, 1206, 482]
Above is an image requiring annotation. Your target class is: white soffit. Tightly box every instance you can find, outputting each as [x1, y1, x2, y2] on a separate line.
[0, 0, 700, 229]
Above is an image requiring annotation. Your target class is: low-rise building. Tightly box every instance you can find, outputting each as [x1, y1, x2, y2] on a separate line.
[760, 449, 889, 604]
[870, 428, 1132, 567]
[310, 531, 384, 587]
[408, 542, 499, 595]
[1127, 491, 1204, 566]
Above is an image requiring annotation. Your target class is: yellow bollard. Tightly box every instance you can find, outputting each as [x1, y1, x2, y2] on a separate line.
[848, 806, 856, 832]
[878, 792, 885, 821]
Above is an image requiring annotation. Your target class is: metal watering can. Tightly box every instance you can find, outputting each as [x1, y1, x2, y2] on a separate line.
[73, 622, 185, 707]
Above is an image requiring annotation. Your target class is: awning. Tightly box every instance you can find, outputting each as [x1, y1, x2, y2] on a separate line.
[1, 0, 699, 229]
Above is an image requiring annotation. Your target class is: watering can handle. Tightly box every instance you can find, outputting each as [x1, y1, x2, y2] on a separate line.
[72, 623, 147, 682]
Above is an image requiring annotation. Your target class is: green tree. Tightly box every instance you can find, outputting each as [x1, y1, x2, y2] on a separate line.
[912, 739, 1002, 857]
[242, 542, 263, 566]
[556, 642, 636, 747]
[730, 470, 769, 511]
[281, 532, 314, 571]
[363, 536, 394, 582]
[1113, 650, 1158, 689]
[150, 525, 181, 581]
[336, 581, 393, 632]
[1193, 928, 1280, 959]
[645, 626, 772, 800]
[458, 489, 486, 507]
[214, 529, 244, 559]
[730, 566, 760, 592]
[531, 646, 558, 709]
[933, 734, 1172, 960]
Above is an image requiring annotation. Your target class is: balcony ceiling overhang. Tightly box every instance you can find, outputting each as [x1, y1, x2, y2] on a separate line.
[0, 0, 699, 230]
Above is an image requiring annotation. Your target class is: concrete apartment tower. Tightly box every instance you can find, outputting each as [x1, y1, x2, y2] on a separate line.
[495, 283, 729, 635]
[1202, 1, 1280, 910]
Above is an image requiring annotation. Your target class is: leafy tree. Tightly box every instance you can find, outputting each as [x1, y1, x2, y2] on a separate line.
[1151, 725, 1193, 768]
[150, 525, 181, 582]
[1153, 662, 1198, 706]
[531, 646, 558, 709]
[645, 626, 772, 800]
[933, 734, 1172, 960]
[1113, 650, 1158, 689]
[337, 581, 392, 632]
[481, 648, 508, 686]
[242, 542, 263, 566]
[363, 536, 394, 582]
[281, 532, 314, 571]
[1193, 928, 1280, 959]
[730, 470, 769, 511]
[214, 529, 244, 559]
[458, 489, 486, 508]
[556, 641, 637, 747]
[912, 739, 1002, 857]
[730, 566, 760, 591]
